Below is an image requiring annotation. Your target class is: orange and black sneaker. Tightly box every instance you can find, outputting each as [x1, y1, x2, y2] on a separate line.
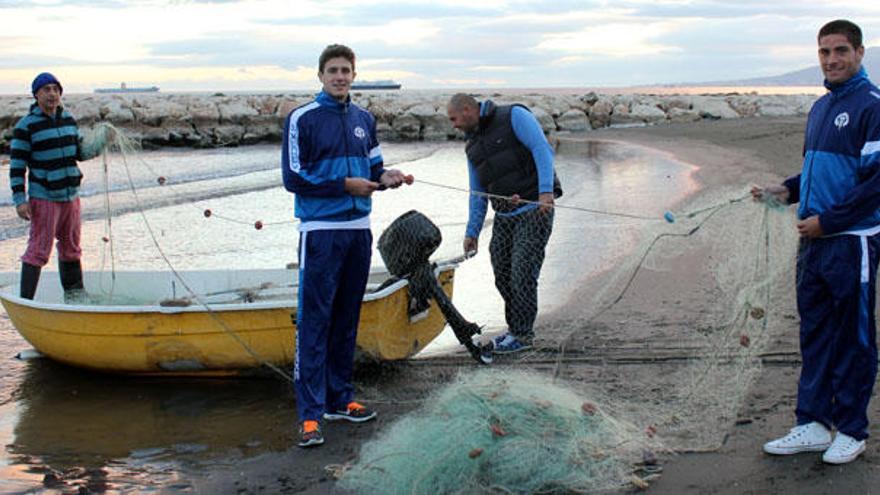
[298, 420, 324, 448]
[323, 401, 377, 423]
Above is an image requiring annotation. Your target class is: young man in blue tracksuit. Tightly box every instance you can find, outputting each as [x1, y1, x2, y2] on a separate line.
[281, 44, 411, 448]
[446, 94, 561, 354]
[755, 19, 880, 465]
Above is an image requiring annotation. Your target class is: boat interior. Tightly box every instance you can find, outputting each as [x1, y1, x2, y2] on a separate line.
[0, 267, 408, 309]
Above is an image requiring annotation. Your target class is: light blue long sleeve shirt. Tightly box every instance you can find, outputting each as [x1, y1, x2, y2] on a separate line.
[466, 103, 554, 238]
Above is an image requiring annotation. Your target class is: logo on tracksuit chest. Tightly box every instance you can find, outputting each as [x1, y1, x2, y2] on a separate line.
[834, 112, 850, 130]
[353, 126, 366, 139]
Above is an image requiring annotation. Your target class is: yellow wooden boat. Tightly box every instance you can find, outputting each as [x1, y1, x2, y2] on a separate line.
[0, 264, 456, 375]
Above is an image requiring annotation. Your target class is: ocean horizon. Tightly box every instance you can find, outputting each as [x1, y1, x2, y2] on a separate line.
[0, 84, 827, 98]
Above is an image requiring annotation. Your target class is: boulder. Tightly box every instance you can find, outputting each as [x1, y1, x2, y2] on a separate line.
[391, 113, 420, 140]
[217, 99, 259, 124]
[667, 107, 702, 123]
[165, 126, 204, 147]
[689, 96, 739, 119]
[610, 103, 639, 126]
[99, 98, 135, 123]
[0, 97, 34, 128]
[556, 109, 589, 132]
[276, 97, 314, 118]
[248, 95, 279, 116]
[212, 125, 246, 146]
[659, 97, 691, 112]
[375, 121, 396, 141]
[580, 92, 600, 106]
[756, 95, 811, 117]
[64, 97, 101, 125]
[244, 123, 282, 143]
[726, 95, 759, 118]
[531, 107, 556, 133]
[629, 103, 667, 124]
[588, 99, 614, 129]
[131, 99, 189, 126]
[407, 103, 452, 139]
[188, 100, 221, 125]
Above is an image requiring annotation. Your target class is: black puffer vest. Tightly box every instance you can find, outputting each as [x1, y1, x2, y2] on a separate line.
[465, 101, 561, 213]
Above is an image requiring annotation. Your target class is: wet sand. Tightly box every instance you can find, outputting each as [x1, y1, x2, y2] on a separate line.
[6, 115, 880, 494]
[597, 119, 880, 493]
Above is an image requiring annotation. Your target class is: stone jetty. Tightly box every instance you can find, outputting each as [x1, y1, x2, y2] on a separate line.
[0, 90, 819, 152]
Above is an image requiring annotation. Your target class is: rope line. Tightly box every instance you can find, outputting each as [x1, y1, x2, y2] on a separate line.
[412, 178, 663, 220]
[87, 124, 769, 387]
[98, 125, 295, 383]
[548, 196, 748, 378]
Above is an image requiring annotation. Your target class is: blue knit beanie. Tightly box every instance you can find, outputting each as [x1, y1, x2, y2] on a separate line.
[31, 72, 62, 96]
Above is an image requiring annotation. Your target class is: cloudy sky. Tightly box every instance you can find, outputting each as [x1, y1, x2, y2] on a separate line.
[1, 0, 879, 94]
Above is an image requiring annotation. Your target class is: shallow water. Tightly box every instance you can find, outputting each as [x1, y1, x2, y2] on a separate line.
[0, 138, 697, 492]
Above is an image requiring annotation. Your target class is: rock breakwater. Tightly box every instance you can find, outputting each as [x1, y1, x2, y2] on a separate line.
[0, 90, 818, 152]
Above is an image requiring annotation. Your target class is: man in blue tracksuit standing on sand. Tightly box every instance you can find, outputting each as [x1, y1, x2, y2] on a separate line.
[282, 44, 411, 448]
[446, 93, 561, 355]
[755, 19, 880, 465]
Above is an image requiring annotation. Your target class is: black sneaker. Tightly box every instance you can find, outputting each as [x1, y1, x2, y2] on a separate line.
[323, 402, 377, 423]
[298, 420, 324, 448]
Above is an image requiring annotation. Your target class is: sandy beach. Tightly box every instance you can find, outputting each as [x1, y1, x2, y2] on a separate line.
[562, 118, 880, 494]
[194, 115, 873, 493]
[281, 116, 880, 494]
[5, 114, 880, 494]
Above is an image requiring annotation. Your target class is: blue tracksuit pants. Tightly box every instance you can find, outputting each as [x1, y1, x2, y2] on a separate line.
[294, 229, 372, 422]
[795, 234, 879, 440]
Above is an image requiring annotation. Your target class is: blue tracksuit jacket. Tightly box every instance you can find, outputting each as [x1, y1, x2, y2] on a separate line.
[783, 67, 880, 234]
[281, 90, 386, 225]
[782, 67, 880, 440]
[281, 91, 386, 422]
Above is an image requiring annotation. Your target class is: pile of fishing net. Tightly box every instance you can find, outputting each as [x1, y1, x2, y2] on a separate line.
[339, 369, 657, 494]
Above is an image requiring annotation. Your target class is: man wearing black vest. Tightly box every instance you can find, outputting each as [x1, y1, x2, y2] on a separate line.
[447, 93, 561, 354]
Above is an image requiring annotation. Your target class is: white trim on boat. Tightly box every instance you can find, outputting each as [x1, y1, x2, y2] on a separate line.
[0, 263, 458, 314]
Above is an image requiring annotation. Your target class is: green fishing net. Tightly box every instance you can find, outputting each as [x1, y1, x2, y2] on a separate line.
[339, 369, 655, 494]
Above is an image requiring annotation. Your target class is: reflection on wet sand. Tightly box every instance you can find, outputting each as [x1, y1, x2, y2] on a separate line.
[3, 359, 295, 493]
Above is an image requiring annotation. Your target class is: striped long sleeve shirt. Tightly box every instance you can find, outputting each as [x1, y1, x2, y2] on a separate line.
[9, 103, 99, 206]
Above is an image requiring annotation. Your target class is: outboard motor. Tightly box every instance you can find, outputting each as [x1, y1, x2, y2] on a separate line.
[378, 210, 492, 364]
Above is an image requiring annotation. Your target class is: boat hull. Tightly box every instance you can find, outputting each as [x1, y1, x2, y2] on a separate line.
[0, 267, 455, 375]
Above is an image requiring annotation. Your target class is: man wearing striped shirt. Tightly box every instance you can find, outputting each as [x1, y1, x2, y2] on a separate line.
[9, 73, 104, 300]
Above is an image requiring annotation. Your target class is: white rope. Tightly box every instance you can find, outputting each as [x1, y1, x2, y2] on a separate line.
[101, 126, 295, 382]
[98, 146, 117, 298]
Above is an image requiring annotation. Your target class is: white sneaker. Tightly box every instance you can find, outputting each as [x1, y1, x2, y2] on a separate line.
[822, 433, 866, 464]
[763, 422, 832, 455]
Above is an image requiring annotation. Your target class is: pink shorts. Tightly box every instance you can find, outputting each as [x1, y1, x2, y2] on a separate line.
[21, 198, 82, 267]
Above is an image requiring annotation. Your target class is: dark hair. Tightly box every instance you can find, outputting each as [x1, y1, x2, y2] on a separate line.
[818, 19, 863, 48]
[448, 93, 479, 111]
[319, 44, 356, 73]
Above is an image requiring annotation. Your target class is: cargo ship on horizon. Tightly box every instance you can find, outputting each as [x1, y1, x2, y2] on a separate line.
[351, 80, 401, 90]
[94, 82, 160, 94]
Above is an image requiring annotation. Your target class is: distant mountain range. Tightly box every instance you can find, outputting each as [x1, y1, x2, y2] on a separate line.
[695, 46, 880, 86]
